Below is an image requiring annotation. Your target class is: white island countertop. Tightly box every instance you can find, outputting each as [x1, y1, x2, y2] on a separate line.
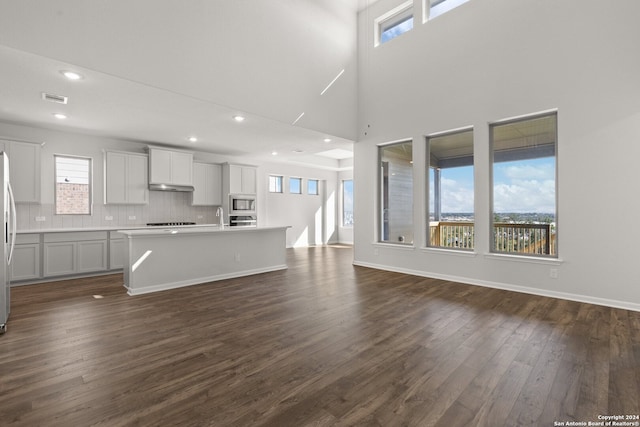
[117, 225, 288, 237]
[120, 225, 290, 295]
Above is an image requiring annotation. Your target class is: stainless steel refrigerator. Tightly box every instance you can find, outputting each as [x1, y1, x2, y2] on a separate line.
[1, 152, 17, 334]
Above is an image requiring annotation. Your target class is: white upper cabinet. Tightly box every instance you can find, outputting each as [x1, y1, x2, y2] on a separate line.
[148, 147, 193, 186]
[104, 150, 148, 204]
[192, 162, 222, 206]
[226, 164, 257, 195]
[2, 140, 41, 203]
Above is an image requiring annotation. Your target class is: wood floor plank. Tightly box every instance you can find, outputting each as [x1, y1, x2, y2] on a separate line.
[1, 246, 639, 426]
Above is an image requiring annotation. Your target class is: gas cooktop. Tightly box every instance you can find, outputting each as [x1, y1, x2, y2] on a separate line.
[146, 222, 196, 226]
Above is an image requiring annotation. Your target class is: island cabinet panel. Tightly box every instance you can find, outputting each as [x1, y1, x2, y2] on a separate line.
[104, 151, 148, 204]
[2, 140, 41, 203]
[43, 231, 108, 277]
[11, 234, 41, 281]
[120, 226, 288, 295]
[148, 147, 193, 186]
[109, 232, 124, 270]
[192, 162, 222, 206]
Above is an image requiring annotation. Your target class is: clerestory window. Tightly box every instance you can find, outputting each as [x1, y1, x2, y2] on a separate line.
[425, 0, 470, 21]
[376, 1, 414, 46]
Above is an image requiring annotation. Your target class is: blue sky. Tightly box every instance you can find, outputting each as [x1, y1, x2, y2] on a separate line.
[380, 17, 413, 44]
[430, 157, 556, 214]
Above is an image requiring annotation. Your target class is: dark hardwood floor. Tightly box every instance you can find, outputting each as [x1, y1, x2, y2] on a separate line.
[1, 246, 639, 426]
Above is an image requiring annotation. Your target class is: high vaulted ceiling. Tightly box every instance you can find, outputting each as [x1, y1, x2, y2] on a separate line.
[0, 0, 370, 169]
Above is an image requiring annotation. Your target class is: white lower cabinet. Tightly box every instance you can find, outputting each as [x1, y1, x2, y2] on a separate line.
[13, 230, 128, 284]
[77, 240, 108, 273]
[43, 232, 108, 277]
[44, 242, 76, 276]
[11, 234, 41, 281]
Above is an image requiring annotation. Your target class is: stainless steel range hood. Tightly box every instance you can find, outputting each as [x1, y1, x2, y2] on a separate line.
[149, 183, 194, 192]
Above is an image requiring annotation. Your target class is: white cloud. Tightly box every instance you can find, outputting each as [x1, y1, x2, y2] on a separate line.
[440, 177, 474, 212]
[493, 179, 555, 213]
[493, 161, 555, 213]
[502, 163, 554, 180]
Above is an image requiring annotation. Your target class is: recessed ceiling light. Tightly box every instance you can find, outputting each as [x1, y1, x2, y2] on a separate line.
[233, 115, 245, 122]
[293, 149, 304, 153]
[271, 151, 278, 156]
[323, 138, 332, 143]
[61, 70, 83, 80]
[53, 113, 67, 119]
[188, 136, 198, 143]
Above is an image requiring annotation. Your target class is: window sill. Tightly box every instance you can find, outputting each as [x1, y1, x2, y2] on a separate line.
[420, 247, 477, 257]
[374, 242, 415, 251]
[484, 253, 563, 265]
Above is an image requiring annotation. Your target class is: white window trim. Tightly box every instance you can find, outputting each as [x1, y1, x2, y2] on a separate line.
[268, 175, 283, 193]
[489, 110, 559, 258]
[374, 0, 414, 47]
[289, 177, 302, 194]
[307, 179, 319, 196]
[342, 179, 354, 228]
[54, 154, 93, 215]
[423, 0, 470, 22]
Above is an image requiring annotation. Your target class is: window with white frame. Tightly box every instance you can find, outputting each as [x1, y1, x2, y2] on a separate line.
[379, 141, 413, 244]
[427, 128, 474, 250]
[269, 175, 283, 193]
[55, 155, 92, 215]
[376, 1, 414, 46]
[425, 0, 469, 21]
[307, 179, 319, 195]
[490, 112, 557, 257]
[289, 177, 302, 194]
[342, 180, 354, 227]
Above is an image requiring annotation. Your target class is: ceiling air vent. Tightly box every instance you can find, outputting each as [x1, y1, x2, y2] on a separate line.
[41, 92, 68, 105]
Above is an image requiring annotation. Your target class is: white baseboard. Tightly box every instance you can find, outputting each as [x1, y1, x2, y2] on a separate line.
[353, 261, 640, 312]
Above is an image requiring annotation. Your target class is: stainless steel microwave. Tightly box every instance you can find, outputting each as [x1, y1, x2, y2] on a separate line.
[230, 195, 256, 213]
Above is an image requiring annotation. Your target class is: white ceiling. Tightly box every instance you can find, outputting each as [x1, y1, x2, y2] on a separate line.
[0, 0, 371, 170]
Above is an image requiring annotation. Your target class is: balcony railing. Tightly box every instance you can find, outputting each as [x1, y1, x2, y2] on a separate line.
[429, 221, 475, 249]
[429, 221, 556, 255]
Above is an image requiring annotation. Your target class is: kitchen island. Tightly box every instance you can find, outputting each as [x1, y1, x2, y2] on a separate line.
[118, 226, 289, 295]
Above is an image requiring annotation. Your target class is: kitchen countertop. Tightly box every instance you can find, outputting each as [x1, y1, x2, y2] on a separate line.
[118, 225, 289, 237]
[16, 224, 222, 234]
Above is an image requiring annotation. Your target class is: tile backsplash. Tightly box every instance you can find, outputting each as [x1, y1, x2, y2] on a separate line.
[17, 191, 220, 230]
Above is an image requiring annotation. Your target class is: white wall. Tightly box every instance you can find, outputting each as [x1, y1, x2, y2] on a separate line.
[355, 0, 640, 310]
[258, 162, 342, 247]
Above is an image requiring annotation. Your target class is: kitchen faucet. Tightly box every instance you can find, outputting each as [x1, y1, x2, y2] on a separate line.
[216, 206, 224, 229]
